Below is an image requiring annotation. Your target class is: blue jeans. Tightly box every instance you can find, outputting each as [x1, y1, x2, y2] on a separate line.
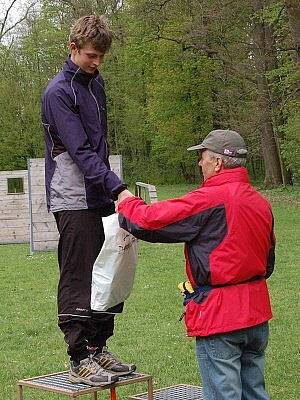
[196, 322, 270, 400]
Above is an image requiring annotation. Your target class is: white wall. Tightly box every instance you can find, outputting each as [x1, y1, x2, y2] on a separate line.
[28, 156, 123, 253]
[0, 156, 123, 251]
[0, 170, 29, 244]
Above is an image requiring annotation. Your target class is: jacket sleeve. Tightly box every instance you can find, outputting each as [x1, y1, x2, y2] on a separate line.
[45, 88, 126, 199]
[266, 211, 275, 279]
[118, 191, 215, 243]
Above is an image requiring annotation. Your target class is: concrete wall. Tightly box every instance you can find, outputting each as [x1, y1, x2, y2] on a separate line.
[28, 159, 58, 253]
[0, 156, 123, 252]
[28, 156, 123, 253]
[0, 170, 29, 244]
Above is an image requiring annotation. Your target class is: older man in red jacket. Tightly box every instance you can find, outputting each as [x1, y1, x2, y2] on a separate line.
[117, 129, 275, 400]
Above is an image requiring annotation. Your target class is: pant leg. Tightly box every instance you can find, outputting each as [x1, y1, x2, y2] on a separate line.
[55, 209, 113, 361]
[196, 332, 244, 400]
[241, 323, 270, 400]
[88, 303, 124, 349]
[58, 319, 91, 361]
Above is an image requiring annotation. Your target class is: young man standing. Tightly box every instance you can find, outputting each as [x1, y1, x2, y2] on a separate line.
[117, 130, 275, 400]
[42, 15, 135, 386]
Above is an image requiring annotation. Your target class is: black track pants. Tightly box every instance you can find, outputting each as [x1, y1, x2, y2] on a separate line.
[54, 209, 123, 362]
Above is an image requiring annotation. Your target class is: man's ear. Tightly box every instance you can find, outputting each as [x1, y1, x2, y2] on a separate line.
[69, 42, 78, 52]
[215, 157, 223, 172]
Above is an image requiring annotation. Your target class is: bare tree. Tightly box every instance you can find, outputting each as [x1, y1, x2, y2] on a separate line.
[0, 0, 38, 43]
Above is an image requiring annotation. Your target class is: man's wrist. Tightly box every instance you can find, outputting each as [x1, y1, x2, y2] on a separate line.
[118, 189, 134, 203]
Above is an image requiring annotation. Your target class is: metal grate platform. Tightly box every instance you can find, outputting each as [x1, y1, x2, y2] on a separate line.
[25, 371, 90, 393]
[17, 371, 153, 399]
[129, 384, 204, 400]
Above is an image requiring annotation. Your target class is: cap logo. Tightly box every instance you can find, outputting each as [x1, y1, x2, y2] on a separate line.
[224, 148, 234, 156]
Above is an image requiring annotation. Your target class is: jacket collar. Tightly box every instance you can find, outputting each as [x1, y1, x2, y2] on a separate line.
[63, 57, 99, 86]
[202, 167, 250, 187]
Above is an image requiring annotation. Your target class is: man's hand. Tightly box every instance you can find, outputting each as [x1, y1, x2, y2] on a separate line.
[116, 189, 134, 211]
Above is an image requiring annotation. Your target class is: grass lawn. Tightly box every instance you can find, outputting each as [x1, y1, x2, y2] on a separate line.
[0, 184, 299, 399]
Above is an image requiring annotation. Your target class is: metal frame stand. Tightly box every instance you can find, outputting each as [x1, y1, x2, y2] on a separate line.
[16, 371, 153, 399]
[129, 384, 204, 400]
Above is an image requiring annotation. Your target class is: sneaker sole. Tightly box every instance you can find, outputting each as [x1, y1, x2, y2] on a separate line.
[108, 365, 136, 377]
[69, 373, 117, 387]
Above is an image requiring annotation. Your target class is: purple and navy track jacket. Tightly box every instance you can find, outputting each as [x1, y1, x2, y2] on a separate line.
[42, 58, 126, 213]
[118, 168, 275, 336]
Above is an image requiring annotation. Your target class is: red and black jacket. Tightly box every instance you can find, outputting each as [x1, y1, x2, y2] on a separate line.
[118, 167, 275, 336]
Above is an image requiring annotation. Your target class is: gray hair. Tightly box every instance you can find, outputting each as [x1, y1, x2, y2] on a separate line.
[207, 150, 247, 169]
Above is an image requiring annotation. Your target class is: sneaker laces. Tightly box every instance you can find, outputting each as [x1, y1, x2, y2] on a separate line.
[81, 355, 109, 375]
[96, 346, 122, 369]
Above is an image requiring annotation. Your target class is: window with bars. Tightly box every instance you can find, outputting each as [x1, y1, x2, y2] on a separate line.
[7, 177, 24, 194]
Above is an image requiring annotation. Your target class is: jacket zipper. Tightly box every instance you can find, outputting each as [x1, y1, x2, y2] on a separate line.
[88, 79, 101, 124]
[88, 79, 108, 158]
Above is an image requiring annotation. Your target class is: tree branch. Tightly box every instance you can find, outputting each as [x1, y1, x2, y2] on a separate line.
[149, 28, 257, 84]
[271, 5, 286, 28]
[143, 0, 173, 14]
[0, 0, 18, 38]
[0, 0, 38, 42]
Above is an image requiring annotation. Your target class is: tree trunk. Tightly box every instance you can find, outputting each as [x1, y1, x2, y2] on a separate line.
[251, 0, 283, 187]
[285, 0, 300, 65]
[284, 0, 300, 105]
[256, 75, 283, 187]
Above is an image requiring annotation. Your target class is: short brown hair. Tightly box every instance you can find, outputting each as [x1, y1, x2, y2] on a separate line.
[69, 15, 113, 52]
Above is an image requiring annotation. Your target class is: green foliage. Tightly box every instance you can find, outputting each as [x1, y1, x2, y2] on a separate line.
[0, 0, 299, 185]
[0, 1, 70, 171]
[281, 104, 300, 180]
[266, 46, 300, 181]
[147, 44, 213, 183]
[256, 1, 285, 26]
[102, 3, 214, 184]
[260, 1, 300, 182]
[103, 14, 154, 182]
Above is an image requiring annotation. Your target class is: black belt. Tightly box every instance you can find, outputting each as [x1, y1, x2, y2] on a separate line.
[202, 275, 264, 290]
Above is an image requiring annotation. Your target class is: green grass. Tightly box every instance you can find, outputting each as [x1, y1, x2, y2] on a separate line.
[0, 184, 299, 399]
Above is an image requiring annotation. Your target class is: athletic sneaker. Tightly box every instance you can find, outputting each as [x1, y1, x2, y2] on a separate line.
[93, 346, 136, 376]
[69, 356, 119, 386]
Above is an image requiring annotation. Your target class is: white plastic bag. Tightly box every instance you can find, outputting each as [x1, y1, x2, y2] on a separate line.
[91, 213, 138, 312]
